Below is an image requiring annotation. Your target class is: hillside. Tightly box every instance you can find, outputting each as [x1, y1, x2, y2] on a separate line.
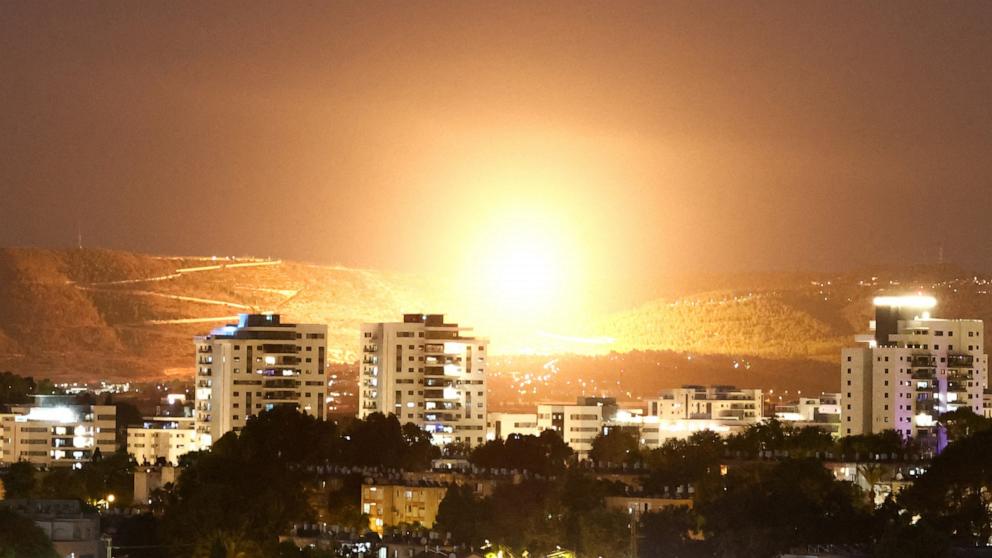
[602, 265, 992, 363]
[2, 248, 992, 397]
[0, 248, 445, 380]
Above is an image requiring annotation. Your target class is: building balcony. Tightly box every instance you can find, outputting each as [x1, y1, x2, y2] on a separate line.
[424, 413, 459, 422]
[911, 369, 936, 380]
[948, 370, 975, 382]
[947, 381, 969, 393]
[948, 354, 975, 368]
[915, 401, 938, 415]
[257, 368, 301, 376]
[424, 378, 454, 388]
[363, 345, 378, 353]
[261, 344, 298, 354]
[264, 379, 300, 389]
[911, 355, 937, 367]
[263, 391, 301, 401]
[423, 389, 458, 400]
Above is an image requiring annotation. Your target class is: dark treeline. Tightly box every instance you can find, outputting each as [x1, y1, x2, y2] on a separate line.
[5, 406, 992, 557]
[435, 410, 992, 558]
[0, 370, 60, 408]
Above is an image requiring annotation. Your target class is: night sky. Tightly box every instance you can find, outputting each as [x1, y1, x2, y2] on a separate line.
[3, 2, 992, 298]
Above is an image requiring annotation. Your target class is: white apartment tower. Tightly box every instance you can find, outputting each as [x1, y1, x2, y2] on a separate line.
[841, 296, 987, 447]
[194, 314, 328, 448]
[360, 314, 488, 447]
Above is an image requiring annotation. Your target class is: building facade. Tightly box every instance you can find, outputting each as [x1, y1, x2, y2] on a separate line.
[0, 396, 116, 467]
[774, 393, 842, 435]
[486, 412, 540, 441]
[359, 314, 488, 447]
[840, 296, 987, 447]
[361, 481, 448, 534]
[194, 314, 328, 448]
[0, 499, 106, 558]
[537, 397, 618, 458]
[127, 417, 195, 465]
[651, 385, 763, 422]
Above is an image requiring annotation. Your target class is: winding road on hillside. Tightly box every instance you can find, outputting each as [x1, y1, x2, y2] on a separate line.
[67, 258, 301, 325]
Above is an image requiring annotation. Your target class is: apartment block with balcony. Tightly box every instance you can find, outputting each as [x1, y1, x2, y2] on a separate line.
[774, 393, 842, 435]
[840, 296, 987, 450]
[361, 481, 449, 534]
[127, 416, 195, 465]
[0, 396, 116, 467]
[652, 385, 763, 423]
[359, 314, 488, 447]
[193, 313, 328, 448]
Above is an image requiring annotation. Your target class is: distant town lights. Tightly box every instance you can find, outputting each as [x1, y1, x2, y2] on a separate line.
[872, 295, 937, 309]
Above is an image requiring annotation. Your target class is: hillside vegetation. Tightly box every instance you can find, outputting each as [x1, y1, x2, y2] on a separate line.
[0, 248, 443, 379]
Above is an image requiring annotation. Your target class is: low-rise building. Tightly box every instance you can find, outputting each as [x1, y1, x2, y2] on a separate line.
[127, 417, 196, 465]
[605, 495, 693, 514]
[361, 481, 448, 534]
[134, 465, 179, 505]
[0, 499, 106, 558]
[0, 396, 116, 467]
[486, 412, 540, 441]
[537, 397, 617, 458]
[774, 393, 842, 435]
[652, 385, 763, 422]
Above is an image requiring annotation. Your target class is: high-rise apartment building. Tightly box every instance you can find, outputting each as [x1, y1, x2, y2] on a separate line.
[359, 314, 488, 447]
[841, 296, 987, 446]
[0, 396, 116, 466]
[194, 314, 327, 447]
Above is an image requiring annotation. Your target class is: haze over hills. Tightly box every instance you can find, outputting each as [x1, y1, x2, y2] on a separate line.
[2, 247, 991, 405]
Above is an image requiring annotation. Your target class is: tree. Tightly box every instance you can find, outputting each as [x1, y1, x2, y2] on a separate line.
[837, 430, 914, 461]
[939, 407, 992, 443]
[643, 431, 723, 498]
[872, 501, 950, 558]
[470, 431, 572, 475]
[698, 459, 872, 557]
[161, 428, 311, 556]
[2, 461, 36, 498]
[103, 513, 168, 558]
[436, 484, 488, 546]
[191, 530, 263, 558]
[324, 474, 367, 532]
[640, 506, 709, 558]
[857, 463, 888, 505]
[238, 406, 341, 465]
[589, 428, 641, 466]
[342, 413, 437, 470]
[895, 428, 992, 546]
[0, 508, 59, 558]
